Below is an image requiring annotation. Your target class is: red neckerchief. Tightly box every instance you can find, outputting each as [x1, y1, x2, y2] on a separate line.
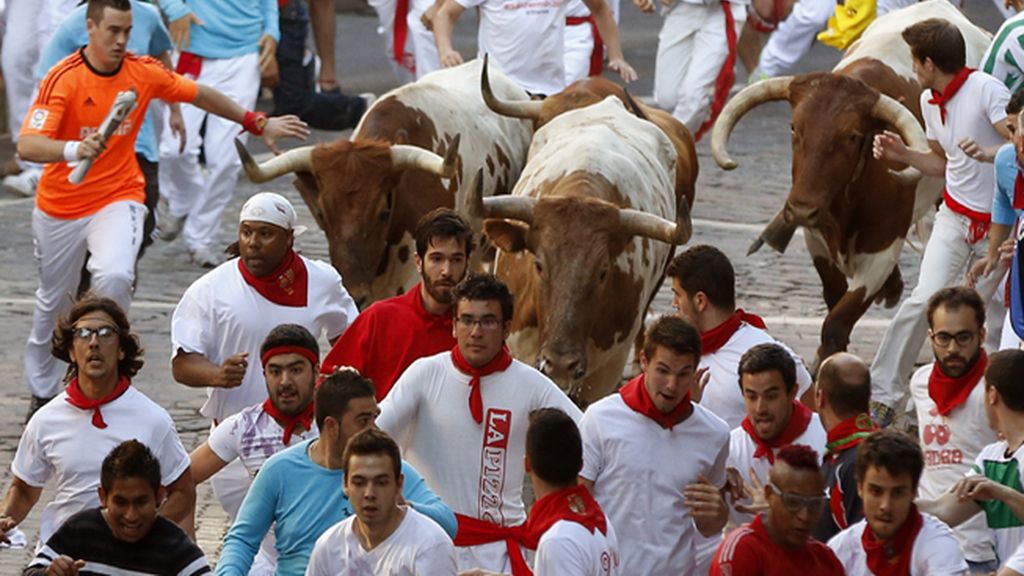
[565, 16, 604, 76]
[261, 398, 315, 445]
[619, 374, 692, 430]
[825, 413, 876, 461]
[175, 52, 202, 80]
[238, 249, 309, 307]
[1014, 167, 1024, 210]
[741, 400, 813, 464]
[928, 67, 974, 125]
[694, 1, 738, 141]
[928, 349, 987, 417]
[862, 504, 924, 576]
[454, 485, 607, 576]
[451, 345, 513, 424]
[64, 376, 131, 429]
[701, 309, 767, 355]
[392, 0, 414, 74]
[944, 189, 992, 245]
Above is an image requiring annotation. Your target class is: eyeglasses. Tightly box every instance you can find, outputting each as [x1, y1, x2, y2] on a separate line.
[456, 316, 501, 331]
[929, 330, 977, 348]
[73, 325, 119, 341]
[767, 481, 827, 514]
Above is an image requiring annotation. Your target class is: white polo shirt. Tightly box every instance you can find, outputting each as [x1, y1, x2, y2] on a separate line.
[579, 395, 730, 575]
[171, 255, 358, 422]
[378, 352, 583, 573]
[910, 365, 997, 563]
[827, 513, 969, 575]
[305, 506, 457, 575]
[921, 72, 1009, 214]
[12, 386, 191, 547]
[535, 519, 620, 576]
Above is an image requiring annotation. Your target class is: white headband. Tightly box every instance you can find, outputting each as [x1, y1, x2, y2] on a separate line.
[239, 192, 308, 236]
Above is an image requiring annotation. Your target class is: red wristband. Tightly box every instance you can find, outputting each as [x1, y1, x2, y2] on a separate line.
[242, 111, 268, 136]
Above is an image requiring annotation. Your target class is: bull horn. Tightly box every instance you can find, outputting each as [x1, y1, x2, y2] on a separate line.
[481, 54, 543, 120]
[464, 168, 537, 224]
[390, 139, 457, 179]
[619, 197, 693, 245]
[622, 88, 650, 122]
[235, 138, 314, 183]
[711, 76, 793, 170]
[870, 93, 927, 185]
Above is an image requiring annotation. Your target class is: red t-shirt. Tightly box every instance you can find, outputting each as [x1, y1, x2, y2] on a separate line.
[711, 515, 845, 576]
[321, 284, 454, 400]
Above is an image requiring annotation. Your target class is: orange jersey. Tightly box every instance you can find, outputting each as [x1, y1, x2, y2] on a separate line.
[22, 50, 198, 219]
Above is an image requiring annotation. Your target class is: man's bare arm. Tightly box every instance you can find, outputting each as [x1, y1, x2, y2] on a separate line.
[434, 0, 467, 68]
[161, 467, 196, 540]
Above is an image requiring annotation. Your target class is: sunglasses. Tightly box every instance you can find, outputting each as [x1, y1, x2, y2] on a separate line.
[73, 325, 119, 341]
[768, 481, 827, 514]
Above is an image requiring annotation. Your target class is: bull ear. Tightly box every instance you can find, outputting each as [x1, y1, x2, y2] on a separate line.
[484, 220, 530, 253]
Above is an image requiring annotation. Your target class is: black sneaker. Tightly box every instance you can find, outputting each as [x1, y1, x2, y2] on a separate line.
[25, 395, 53, 424]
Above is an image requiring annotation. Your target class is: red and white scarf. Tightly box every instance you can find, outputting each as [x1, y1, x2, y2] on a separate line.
[238, 249, 309, 307]
[928, 350, 987, 417]
[619, 373, 691, 430]
[701, 309, 767, 355]
[65, 375, 131, 429]
[927, 67, 974, 125]
[862, 505, 924, 576]
[741, 400, 813, 464]
[451, 345, 513, 424]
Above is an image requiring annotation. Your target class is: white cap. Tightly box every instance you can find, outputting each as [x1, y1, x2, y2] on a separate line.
[239, 192, 308, 236]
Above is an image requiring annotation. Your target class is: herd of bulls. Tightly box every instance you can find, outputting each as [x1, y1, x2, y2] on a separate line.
[234, 0, 985, 406]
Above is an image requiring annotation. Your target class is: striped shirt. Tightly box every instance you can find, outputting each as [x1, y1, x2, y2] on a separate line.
[24, 508, 210, 576]
[982, 12, 1024, 96]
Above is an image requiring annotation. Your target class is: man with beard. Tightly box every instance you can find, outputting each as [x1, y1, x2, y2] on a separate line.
[188, 324, 321, 574]
[910, 287, 998, 572]
[828, 430, 969, 575]
[322, 209, 472, 400]
[171, 192, 358, 519]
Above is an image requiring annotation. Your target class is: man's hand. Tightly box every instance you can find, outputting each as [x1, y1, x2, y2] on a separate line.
[0, 515, 16, 544]
[959, 138, 997, 163]
[45, 556, 85, 576]
[170, 12, 204, 51]
[1007, 0, 1024, 12]
[691, 366, 711, 403]
[440, 49, 464, 68]
[723, 467, 747, 503]
[684, 474, 728, 521]
[873, 130, 910, 163]
[967, 256, 998, 287]
[78, 132, 106, 161]
[954, 475, 1009, 503]
[633, 0, 656, 12]
[258, 34, 278, 75]
[169, 105, 187, 154]
[261, 115, 310, 155]
[734, 466, 769, 516]
[215, 352, 248, 389]
[608, 58, 638, 83]
[261, 56, 280, 89]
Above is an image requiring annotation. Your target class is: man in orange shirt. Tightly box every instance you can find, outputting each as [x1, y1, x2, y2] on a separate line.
[18, 0, 308, 417]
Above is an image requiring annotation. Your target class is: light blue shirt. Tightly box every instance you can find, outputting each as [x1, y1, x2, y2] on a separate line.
[37, 0, 172, 163]
[215, 438, 457, 576]
[157, 0, 279, 59]
[993, 143, 1024, 227]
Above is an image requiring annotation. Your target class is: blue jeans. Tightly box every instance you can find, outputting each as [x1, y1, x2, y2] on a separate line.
[273, 0, 368, 130]
[967, 559, 999, 574]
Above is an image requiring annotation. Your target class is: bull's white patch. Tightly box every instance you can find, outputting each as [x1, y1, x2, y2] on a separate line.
[28, 109, 48, 130]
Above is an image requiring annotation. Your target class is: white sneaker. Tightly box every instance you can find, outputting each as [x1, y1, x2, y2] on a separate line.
[156, 198, 185, 241]
[2, 170, 39, 197]
[190, 246, 221, 269]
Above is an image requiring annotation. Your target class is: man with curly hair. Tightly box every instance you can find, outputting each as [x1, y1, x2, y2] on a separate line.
[0, 294, 194, 550]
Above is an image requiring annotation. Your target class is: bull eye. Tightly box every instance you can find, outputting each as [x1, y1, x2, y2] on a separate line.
[379, 209, 392, 223]
[599, 268, 608, 282]
[534, 260, 544, 275]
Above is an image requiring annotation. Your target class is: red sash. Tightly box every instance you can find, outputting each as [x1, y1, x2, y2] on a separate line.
[928, 350, 987, 417]
[927, 67, 974, 125]
[175, 52, 203, 80]
[261, 398, 315, 445]
[740, 400, 813, 464]
[454, 485, 607, 576]
[238, 249, 309, 307]
[392, 0, 415, 74]
[65, 376, 131, 429]
[619, 373, 691, 430]
[1014, 169, 1024, 210]
[451, 345, 513, 424]
[566, 15, 604, 76]
[694, 1, 737, 141]
[701, 309, 767, 355]
[944, 189, 991, 245]
[862, 505, 924, 576]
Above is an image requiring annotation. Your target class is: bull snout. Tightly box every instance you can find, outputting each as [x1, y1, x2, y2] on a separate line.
[783, 201, 821, 227]
[537, 347, 587, 382]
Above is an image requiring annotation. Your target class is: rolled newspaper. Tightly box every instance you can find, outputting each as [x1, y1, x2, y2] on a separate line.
[68, 88, 137, 185]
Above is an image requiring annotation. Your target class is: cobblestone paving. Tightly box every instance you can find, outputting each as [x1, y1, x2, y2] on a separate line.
[0, 1, 1006, 571]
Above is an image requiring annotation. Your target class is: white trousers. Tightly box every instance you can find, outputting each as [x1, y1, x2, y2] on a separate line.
[756, 0, 832, 78]
[25, 200, 145, 398]
[564, 20, 595, 86]
[871, 204, 1005, 408]
[408, 0, 440, 80]
[159, 53, 259, 253]
[368, 0, 416, 84]
[654, 1, 746, 134]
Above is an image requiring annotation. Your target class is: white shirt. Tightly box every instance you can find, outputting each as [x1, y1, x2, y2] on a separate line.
[726, 412, 828, 525]
[827, 514, 969, 575]
[969, 440, 1024, 563]
[910, 365, 997, 562]
[305, 506, 457, 576]
[171, 255, 358, 422]
[1003, 539, 1024, 574]
[535, 519, 620, 576]
[377, 352, 583, 572]
[12, 387, 191, 547]
[456, 0, 566, 95]
[578, 395, 730, 575]
[698, 322, 814, 429]
[922, 71, 1009, 213]
[208, 402, 319, 479]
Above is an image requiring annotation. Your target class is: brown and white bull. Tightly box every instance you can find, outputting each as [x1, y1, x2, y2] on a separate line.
[465, 96, 693, 405]
[236, 59, 533, 307]
[711, 0, 991, 366]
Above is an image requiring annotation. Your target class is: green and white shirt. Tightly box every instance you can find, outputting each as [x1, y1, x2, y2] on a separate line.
[971, 440, 1024, 563]
[982, 12, 1024, 97]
